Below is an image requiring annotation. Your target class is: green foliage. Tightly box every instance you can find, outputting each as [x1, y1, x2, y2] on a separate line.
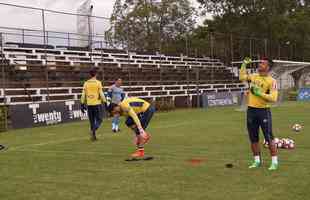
[106, 0, 196, 53]
[197, 0, 310, 60]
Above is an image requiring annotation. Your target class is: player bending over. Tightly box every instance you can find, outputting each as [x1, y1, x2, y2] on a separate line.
[108, 97, 155, 158]
[240, 57, 279, 170]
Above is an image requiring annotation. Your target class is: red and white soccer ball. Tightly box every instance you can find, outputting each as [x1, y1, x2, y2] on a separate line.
[273, 138, 280, 144]
[282, 138, 295, 149]
[277, 139, 283, 148]
[292, 123, 302, 133]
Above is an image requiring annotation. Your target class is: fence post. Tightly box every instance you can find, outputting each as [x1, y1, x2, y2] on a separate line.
[46, 31, 49, 45]
[196, 68, 200, 108]
[230, 33, 234, 62]
[264, 38, 268, 57]
[249, 38, 252, 58]
[22, 29, 25, 44]
[68, 32, 70, 47]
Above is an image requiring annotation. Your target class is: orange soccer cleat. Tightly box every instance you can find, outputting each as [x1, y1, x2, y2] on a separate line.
[131, 148, 145, 158]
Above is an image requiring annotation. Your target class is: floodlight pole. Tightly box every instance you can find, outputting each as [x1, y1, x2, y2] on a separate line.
[42, 9, 50, 103]
[0, 32, 6, 104]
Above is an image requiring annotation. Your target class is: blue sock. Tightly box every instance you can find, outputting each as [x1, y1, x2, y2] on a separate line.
[115, 116, 120, 126]
[112, 117, 117, 130]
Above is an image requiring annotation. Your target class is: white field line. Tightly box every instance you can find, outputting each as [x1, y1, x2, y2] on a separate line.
[9, 121, 190, 151]
[9, 137, 88, 151]
[11, 148, 115, 156]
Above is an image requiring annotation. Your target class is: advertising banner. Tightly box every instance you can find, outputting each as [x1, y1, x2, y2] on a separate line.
[9, 101, 90, 129]
[297, 88, 310, 101]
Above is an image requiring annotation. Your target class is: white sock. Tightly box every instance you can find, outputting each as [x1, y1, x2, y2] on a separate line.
[272, 156, 278, 165]
[112, 123, 115, 130]
[254, 156, 260, 163]
[115, 125, 119, 131]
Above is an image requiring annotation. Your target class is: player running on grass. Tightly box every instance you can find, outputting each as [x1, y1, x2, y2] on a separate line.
[240, 57, 279, 170]
[107, 97, 155, 158]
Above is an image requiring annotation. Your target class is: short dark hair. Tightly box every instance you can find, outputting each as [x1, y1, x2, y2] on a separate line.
[89, 68, 98, 77]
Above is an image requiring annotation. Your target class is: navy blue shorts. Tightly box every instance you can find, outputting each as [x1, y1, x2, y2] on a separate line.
[125, 106, 155, 129]
[87, 105, 103, 131]
[247, 107, 274, 143]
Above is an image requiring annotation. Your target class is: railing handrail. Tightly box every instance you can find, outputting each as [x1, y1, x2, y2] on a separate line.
[0, 26, 105, 37]
[0, 2, 110, 20]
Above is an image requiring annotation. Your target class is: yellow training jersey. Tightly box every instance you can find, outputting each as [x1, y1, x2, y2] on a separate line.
[81, 78, 106, 106]
[239, 68, 278, 108]
[119, 97, 150, 128]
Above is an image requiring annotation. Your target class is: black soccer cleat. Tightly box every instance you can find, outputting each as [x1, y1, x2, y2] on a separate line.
[90, 131, 97, 141]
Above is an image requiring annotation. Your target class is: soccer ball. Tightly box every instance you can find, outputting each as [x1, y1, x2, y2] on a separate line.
[292, 124, 302, 132]
[273, 138, 280, 144]
[277, 140, 283, 148]
[289, 143, 295, 149]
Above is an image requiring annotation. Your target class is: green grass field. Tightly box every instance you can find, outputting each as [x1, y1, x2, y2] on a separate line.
[0, 102, 309, 200]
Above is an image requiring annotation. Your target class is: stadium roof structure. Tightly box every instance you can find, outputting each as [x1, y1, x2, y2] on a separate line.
[232, 59, 310, 73]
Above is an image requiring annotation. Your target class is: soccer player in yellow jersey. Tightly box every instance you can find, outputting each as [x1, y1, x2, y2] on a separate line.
[108, 97, 155, 158]
[81, 68, 106, 141]
[239, 57, 279, 170]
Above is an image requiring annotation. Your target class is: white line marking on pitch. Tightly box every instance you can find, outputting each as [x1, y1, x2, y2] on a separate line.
[9, 121, 190, 151]
[10, 137, 88, 151]
[12, 149, 115, 156]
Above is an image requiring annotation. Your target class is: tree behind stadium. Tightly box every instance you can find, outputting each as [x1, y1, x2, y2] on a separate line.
[196, 0, 310, 61]
[106, 0, 196, 54]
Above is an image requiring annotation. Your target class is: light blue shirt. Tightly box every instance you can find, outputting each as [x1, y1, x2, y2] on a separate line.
[108, 84, 125, 104]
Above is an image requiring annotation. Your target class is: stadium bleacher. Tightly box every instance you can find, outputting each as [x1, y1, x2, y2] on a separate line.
[0, 42, 246, 105]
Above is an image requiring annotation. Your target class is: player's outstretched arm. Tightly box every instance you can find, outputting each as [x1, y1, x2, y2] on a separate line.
[239, 57, 252, 81]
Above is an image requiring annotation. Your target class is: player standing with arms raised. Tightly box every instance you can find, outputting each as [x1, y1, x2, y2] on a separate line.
[81, 68, 106, 141]
[108, 78, 125, 133]
[240, 57, 279, 170]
